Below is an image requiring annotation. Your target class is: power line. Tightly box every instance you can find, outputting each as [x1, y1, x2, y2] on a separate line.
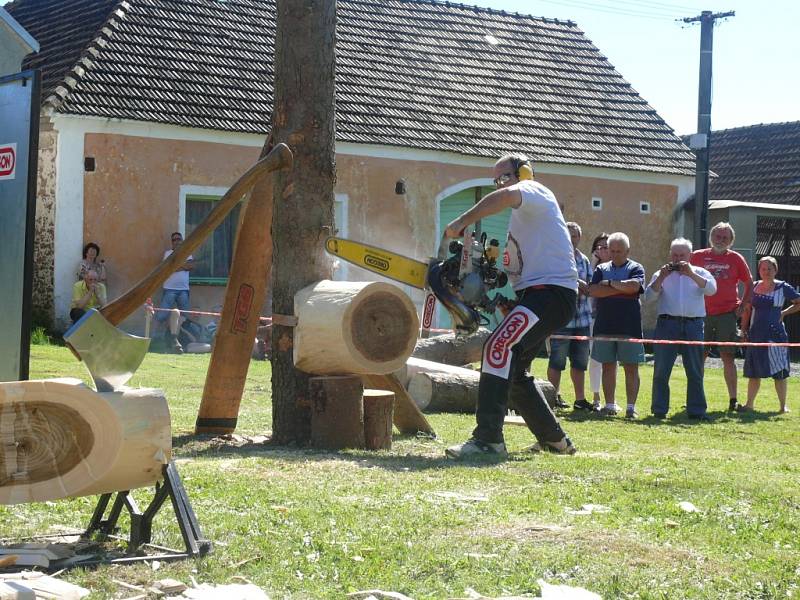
[535, 0, 682, 21]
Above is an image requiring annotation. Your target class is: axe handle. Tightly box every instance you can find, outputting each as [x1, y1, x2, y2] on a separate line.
[100, 143, 293, 326]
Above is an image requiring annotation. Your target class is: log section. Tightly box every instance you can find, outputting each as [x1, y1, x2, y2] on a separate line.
[0, 379, 171, 505]
[294, 280, 419, 375]
[408, 368, 479, 413]
[363, 390, 394, 450]
[411, 328, 491, 366]
[360, 374, 434, 436]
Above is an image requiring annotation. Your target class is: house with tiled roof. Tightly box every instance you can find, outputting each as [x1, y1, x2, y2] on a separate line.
[8, 0, 696, 331]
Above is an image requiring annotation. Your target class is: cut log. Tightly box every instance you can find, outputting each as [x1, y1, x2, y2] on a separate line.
[405, 361, 557, 414]
[411, 328, 491, 366]
[394, 357, 478, 389]
[309, 376, 365, 450]
[0, 379, 171, 505]
[363, 390, 394, 450]
[294, 280, 419, 375]
[408, 369, 479, 413]
[360, 374, 434, 436]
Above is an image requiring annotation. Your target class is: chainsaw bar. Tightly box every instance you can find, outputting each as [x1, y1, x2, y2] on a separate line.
[325, 237, 430, 289]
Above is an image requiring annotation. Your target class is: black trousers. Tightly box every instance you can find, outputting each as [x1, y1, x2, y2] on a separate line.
[473, 285, 577, 444]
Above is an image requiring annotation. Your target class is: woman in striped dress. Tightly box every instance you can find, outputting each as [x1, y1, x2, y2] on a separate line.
[739, 256, 800, 413]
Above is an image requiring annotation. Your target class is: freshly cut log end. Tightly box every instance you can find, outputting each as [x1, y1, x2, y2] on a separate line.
[295, 280, 419, 375]
[0, 378, 172, 505]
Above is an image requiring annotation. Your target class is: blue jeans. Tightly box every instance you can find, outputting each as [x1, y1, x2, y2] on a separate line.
[651, 316, 706, 416]
[156, 288, 190, 322]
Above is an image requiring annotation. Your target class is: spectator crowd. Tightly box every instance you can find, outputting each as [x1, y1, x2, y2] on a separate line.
[546, 221, 800, 419]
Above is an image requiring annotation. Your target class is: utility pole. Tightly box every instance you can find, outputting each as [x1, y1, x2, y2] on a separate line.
[682, 10, 734, 249]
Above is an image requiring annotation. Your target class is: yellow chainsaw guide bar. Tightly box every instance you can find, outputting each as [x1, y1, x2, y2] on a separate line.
[325, 237, 429, 289]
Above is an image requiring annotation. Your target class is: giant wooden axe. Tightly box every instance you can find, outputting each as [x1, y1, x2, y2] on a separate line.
[64, 144, 293, 392]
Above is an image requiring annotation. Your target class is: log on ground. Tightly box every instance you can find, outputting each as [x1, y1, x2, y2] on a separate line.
[411, 328, 490, 366]
[0, 378, 171, 505]
[408, 367, 479, 413]
[406, 362, 557, 413]
[294, 280, 419, 375]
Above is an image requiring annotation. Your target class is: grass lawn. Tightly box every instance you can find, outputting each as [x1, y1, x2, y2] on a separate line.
[2, 345, 799, 599]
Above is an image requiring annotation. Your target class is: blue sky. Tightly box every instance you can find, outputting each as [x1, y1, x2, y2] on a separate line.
[5, 0, 796, 136]
[467, 0, 799, 135]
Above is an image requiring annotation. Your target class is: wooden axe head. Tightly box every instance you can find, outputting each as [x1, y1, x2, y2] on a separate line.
[64, 309, 150, 391]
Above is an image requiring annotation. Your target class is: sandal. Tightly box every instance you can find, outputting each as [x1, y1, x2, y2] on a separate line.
[735, 404, 753, 413]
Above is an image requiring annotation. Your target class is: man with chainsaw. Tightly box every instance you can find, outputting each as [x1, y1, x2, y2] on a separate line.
[444, 154, 579, 459]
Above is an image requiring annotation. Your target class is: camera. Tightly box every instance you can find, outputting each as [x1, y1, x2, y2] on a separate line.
[668, 262, 682, 271]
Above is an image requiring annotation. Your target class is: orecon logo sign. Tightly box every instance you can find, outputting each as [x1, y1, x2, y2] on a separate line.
[0, 144, 16, 180]
[421, 293, 436, 329]
[482, 306, 538, 379]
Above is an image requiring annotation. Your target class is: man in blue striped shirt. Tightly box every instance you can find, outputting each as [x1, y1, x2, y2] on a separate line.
[547, 222, 593, 411]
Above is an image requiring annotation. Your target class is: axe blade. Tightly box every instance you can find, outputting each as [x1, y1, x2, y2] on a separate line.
[64, 309, 150, 392]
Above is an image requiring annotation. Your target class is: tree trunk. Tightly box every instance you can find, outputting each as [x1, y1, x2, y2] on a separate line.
[0, 379, 171, 505]
[196, 144, 281, 435]
[271, 0, 337, 445]
[294, 280, 419, 375]
[408, 369, 479, 413]
[309, 376, 364, 450]
[363, 389, 394, 450]
[412, 328, 491, 366]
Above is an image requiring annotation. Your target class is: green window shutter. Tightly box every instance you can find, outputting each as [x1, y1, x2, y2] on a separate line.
[186, 195, 241, 284]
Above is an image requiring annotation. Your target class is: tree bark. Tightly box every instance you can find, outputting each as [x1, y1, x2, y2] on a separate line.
[0, 379, 171, 504]
[271, 0, 337, 445]
[363, 390, 394, 450]
[412, 328, 491, 366]
[309, 376, 364, 450]
[294, 280, 419, 375]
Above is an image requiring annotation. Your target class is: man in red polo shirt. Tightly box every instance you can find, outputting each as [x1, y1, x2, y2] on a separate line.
[690, 222, 753, 411]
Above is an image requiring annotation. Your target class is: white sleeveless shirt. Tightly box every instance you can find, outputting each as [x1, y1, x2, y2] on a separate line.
[502, 180, 578, 292]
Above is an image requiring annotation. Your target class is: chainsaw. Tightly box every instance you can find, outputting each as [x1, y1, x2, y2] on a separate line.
[325, 231, 512, 335]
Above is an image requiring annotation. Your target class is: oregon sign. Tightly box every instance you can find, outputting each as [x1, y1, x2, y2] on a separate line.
[0, 144, 16, 180]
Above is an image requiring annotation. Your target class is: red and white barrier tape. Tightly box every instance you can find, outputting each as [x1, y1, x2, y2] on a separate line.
[143, 305, 798, 346]
[550, 333, 800, 348]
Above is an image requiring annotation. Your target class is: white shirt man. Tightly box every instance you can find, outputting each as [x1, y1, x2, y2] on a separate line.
[645, 238, 717, 420]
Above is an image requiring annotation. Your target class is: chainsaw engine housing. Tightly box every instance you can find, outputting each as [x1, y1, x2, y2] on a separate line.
[427, 234, 511, 335]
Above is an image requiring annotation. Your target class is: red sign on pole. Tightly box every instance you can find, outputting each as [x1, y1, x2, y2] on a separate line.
[420, 292, 436, 338]
[0, 144, 16, 180]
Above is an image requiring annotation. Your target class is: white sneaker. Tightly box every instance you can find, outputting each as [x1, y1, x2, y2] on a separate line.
[445, 438, 508, 459]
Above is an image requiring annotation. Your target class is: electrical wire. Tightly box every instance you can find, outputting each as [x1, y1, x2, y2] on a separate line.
[533, 0, 683, 21]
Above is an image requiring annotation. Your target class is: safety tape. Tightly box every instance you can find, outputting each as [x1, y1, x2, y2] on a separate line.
[144, 303, 453, 332]
[549, 333, 800, 348]
[144, 304, 797, 346]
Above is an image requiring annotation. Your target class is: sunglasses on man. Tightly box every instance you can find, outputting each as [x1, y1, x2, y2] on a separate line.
[493, 172, 514, 188]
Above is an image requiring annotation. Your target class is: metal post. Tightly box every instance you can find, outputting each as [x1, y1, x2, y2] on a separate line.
[682, 10, 735, 249]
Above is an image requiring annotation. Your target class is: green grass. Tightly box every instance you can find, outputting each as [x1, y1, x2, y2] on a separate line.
[3, 346, 799, 599]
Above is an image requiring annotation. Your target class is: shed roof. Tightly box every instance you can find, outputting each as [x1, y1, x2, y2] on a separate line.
[7, 0, 696, 175]
[705, 121, 800, 206]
